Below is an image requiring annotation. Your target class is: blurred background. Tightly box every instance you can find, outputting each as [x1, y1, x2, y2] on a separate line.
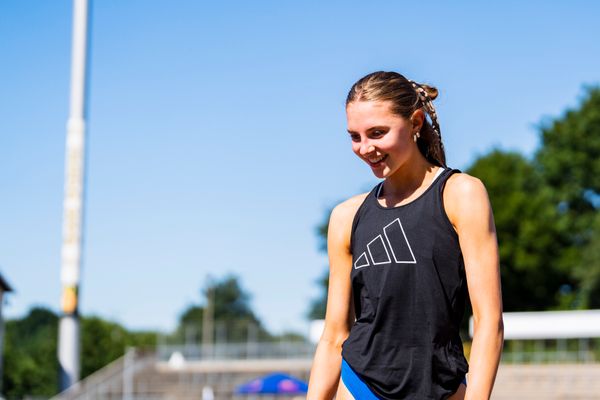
[2, 0, 600, 399]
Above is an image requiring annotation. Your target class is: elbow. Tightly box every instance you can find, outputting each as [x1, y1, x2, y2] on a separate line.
[320, 334, 348, 351]
[472, 312, 504, 337]
[471, 313, 504, 354]
[319, 329, 350, 351]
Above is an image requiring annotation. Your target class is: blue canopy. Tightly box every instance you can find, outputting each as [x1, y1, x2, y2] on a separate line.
[235, 372, 308, 395]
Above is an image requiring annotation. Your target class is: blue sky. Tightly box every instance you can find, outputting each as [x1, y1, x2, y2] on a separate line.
[1, 0, 599, 336]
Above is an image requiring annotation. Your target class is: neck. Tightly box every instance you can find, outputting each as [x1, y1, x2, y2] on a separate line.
[382, 152, 438, 198]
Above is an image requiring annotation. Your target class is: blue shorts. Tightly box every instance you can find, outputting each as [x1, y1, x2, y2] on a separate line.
[340, 357, 466, 399]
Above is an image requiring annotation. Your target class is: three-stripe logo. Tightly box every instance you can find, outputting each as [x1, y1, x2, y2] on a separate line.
[354, 218, 416, 269]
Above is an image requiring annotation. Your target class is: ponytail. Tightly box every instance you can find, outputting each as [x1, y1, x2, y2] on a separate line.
[409, 80, 446, 167]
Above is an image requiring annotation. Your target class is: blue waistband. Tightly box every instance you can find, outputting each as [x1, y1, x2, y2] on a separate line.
[341, 357, 381, 399]
[340, 357, 467, 398]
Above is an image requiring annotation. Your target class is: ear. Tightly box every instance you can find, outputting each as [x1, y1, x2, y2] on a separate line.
[410, 109, 425, 133]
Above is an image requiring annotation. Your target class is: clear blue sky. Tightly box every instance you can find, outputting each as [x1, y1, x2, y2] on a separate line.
[1, 0, 599, 336]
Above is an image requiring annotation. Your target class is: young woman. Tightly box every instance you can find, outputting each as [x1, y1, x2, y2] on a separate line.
[307, 71, 504, 400]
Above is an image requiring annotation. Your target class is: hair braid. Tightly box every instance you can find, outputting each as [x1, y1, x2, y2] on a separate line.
[408, 79, 446, 167]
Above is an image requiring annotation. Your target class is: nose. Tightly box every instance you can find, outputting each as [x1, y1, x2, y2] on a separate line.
[359, 141, 375, 156]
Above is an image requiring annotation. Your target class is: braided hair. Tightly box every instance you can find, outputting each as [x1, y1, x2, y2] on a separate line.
[346, 71, 446, 167]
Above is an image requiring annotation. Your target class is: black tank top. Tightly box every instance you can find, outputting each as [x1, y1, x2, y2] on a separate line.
[341, 167, 469, 400]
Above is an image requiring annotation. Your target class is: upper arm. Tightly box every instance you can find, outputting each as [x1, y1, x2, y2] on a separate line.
[444, 174, 503, 323]
[320, 194, 367, 347]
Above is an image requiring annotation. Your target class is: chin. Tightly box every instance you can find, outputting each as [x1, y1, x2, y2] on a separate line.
[371, 168, 389, 179]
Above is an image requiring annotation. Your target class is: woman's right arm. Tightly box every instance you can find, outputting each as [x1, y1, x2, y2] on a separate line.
[307, 195, 365, 400]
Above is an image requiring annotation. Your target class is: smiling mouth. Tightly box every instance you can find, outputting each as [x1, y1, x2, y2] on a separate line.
[366, 154, 388, 166]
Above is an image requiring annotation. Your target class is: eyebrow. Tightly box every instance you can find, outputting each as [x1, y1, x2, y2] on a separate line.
[347, 125, 389, 134]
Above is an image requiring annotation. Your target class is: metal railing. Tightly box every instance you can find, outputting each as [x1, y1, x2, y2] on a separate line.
[157, 341, 317, 361]
[51, 348, 156, 400]
[501, 338, 600, 364]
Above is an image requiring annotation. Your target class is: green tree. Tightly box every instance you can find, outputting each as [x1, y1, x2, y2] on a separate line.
[467, 150, 574, 311]
[81, 316, 156, 378]
[535, 86, 600, 307]
[3, 307, 58, 398]
[306, 207, 332, 320]
[536, 86, 600, 213]
[206, 273, 272, 342]
[574, 213, 600, 308]
[169, 305, 204, 344]
[174, 274, 273, 344]
[2, 308, 157, 398]
[307, 268, 329, 320]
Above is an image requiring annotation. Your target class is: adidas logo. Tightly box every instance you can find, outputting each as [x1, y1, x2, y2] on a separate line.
[354, 218, 416, 269]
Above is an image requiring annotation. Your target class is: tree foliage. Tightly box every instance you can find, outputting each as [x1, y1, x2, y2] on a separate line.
[81, 316, 156, 378]
[3, 307, 58, 398]
[172, 273, 274, 344]
[2, 307, 156, 399]
[536, 86, 600, 211]
[466, 150, 574, 311]
[306, 208, 332, 320]
[206, 273, 273, 342]
[535, 86, 600, 307]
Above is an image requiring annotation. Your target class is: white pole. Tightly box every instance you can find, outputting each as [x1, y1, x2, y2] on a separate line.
[58, 0, 90, 391]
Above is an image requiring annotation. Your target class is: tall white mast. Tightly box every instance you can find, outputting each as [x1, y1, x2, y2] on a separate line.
[58, 0, 90, 391]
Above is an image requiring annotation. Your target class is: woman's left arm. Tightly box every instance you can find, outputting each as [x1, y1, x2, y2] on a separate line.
[445, 173, 504, 400]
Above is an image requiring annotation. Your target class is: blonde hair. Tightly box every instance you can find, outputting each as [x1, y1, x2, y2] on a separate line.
[346, 71, 446, 167]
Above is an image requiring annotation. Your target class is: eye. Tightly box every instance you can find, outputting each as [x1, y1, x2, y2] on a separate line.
[371, 129, 386, 137]
[349, 133, 361, 142]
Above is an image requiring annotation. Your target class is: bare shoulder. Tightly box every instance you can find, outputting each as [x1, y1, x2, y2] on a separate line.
[328, 192, 370, 248]
[443, 172, 491, 226]
[445, 172, 487, 199]
[330, 192, 370, 223]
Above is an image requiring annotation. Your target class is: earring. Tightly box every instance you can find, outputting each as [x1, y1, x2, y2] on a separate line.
[413, 131, 420, 142]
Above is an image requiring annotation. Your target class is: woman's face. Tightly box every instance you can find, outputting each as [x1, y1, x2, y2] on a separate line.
[346, 100, 416, 179]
